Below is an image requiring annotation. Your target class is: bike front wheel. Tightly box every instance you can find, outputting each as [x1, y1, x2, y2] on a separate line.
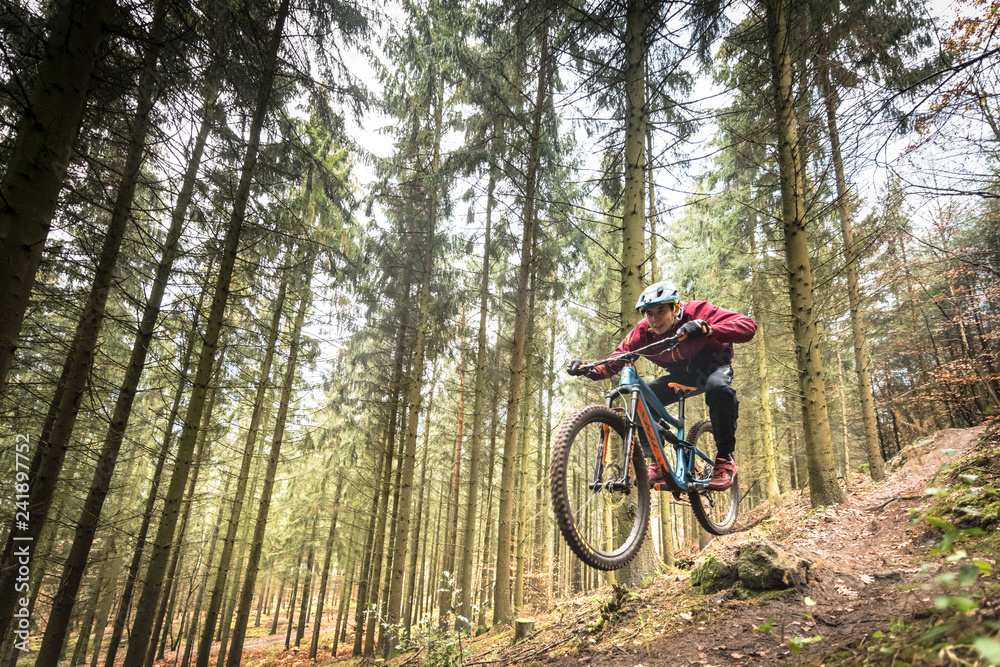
[687, 419, 740, 535]
[550, 405, 650, 571]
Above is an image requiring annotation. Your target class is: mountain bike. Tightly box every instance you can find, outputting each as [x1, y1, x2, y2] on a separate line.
[550, 336, 739, 571]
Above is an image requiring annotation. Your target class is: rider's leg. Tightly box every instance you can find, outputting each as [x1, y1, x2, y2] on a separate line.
[704, 365, 738, 458]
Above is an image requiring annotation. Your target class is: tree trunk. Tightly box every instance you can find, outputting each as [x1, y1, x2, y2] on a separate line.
[515, 272, 538, 611]
[540, 312, 556, 596]
[0, 0, 114, 388]
[835, 336, 852, 487]
[438, 317, 466, 629]
[121, 1, 290, 661]
[309, 467, 347, 659]
[494, 21, 548, 627]
[195, 267, 290, 667]
[766, 0, 845, 507]
[332, 562, 353, 656]
[949, 280, 1000, 410]
[0, 0, 169, 638]
[646, 102, 659, 283]
[819, 59, 884, 481]
[103, 278, 211, 667]
[659, 494, 674, 566]
[146, 370, 224, 667]
[616, 0, 660, 585]
[478, 333, 503, 629]
[380, 79, 445, 658]
[620, 0, 649, 325]
[404, 386, 434, 637]
[457, 131, 499, 630]
[270, 576, 286, 636]
[225, 251, 314, 667]
[38, 82, 216, 667]
[180, 475, 232, 667]
[69, 455, 136, 667]
[295, 517, 318, 647]
[378, 413, 407, 650]
[363, 298, 410, 655]
[351, 452, 381, 656]
[750, 230, 781, 506]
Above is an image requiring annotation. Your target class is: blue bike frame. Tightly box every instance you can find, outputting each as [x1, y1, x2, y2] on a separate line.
[603, 362, 715, 493]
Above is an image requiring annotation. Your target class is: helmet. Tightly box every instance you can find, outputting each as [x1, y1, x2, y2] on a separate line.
[635, 280, 680, 312]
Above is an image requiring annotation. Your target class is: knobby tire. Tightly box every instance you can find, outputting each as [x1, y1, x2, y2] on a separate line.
[686, 419, 739, 535]
[550, 405, 650, 571]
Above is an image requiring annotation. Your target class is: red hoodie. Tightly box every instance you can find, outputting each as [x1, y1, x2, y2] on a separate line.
[590, 300, 757, 380]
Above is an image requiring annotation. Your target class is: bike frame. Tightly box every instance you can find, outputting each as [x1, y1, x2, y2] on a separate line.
[600, 361, 715, 493]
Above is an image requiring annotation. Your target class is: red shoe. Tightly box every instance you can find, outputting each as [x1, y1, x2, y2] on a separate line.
[647, 463, 667, 487]
[708, 457, 737, 491]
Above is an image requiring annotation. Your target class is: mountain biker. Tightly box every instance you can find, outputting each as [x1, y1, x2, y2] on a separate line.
[566, 280, 757, 491]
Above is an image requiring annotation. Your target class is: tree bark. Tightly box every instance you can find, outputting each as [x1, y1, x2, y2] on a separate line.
[439, 316, 466, 629]
[403, 390, 434, 637]
[103, 271, 212, 667]
[478, 324, 503, 629]
[295, 516, 319, 647]
[616, 0, 660, 585]
[145, 367, 224, 667]
[766, 0, 846, 507]
[0, 0, 114, 388]
[180, 475, 232, 667]
[364, 295, 411, 655]
[380, 75, 445, 657]
[351, 451, 381, 656]
[835, 336, 852, 487]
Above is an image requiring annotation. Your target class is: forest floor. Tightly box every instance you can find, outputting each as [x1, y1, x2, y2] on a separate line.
[153, 423, 1000, 667]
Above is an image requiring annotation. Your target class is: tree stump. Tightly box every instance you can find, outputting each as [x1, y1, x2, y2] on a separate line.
[514, 619, 534, 643]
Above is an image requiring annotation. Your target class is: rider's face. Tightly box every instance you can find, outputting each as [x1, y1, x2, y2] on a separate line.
[644, 303, 677, 335]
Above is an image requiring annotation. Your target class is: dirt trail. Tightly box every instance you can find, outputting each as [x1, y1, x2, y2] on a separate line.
[136, 427, 982, 667]
[456, 426, 985, 667]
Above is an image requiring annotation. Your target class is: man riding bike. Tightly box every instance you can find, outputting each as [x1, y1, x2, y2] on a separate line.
[567, 280, 757, 491]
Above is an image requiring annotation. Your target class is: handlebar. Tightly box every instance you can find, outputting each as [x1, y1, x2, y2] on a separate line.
[577, 335, 681, 371]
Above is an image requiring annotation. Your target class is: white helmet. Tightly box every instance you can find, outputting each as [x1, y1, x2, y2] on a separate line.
[635, 280, 680, 312]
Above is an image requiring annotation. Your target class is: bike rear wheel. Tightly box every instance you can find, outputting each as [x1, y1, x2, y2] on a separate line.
[686, 419, 739, 535]
[550, 405, 650, 571]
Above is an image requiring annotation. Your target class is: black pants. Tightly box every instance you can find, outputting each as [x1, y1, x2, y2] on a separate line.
[647, 365, 739, 459]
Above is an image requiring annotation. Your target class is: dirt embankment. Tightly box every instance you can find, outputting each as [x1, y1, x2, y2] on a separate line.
[454, 426, 988, 667]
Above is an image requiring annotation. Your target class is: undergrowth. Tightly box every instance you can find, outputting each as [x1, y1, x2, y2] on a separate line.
[822, 424, 1000, 667]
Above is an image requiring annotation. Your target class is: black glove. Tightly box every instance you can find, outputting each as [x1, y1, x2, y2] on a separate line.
[567, 360, 592, 377]
[677, 319, 712, 341]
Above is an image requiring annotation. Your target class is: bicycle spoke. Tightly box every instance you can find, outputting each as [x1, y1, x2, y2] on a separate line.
[551, 406, 651, 571]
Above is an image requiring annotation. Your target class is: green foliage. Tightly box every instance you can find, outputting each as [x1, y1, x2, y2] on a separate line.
[786, 634, 823, 655]
[755, 616, 775, 635]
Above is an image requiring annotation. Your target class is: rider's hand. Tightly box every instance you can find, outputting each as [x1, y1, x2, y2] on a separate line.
[567, 360, 593, 378]
[677, 319, 712, 341]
